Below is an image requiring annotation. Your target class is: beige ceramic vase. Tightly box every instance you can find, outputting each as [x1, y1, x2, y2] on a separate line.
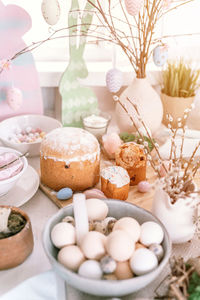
[0, 206, 34, 270]
[115, 78, 163, 134]
[161, 92, 194, 128]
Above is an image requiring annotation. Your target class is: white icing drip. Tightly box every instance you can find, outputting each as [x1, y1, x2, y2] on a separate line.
[101, 166, 130, 188]
[41, 150, 99, 165]
[41, 127, 99, 155]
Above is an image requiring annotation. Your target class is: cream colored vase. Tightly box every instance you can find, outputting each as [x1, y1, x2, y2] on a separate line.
[115, 78, 163, 134]
[152, 186, 199, 244]
[161, 93, 194, 128]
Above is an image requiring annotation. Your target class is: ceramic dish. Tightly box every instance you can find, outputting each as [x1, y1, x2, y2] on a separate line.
[0, 114, 62, 157]
[0, 205, 34, 270]
[0, 165, 39, 207]
[0, 147, 28, 197]
[43, 200, 171, 297]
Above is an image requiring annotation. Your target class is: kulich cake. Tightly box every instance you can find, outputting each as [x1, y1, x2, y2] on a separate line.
[40, 127, 100, 191]
[115, 142, 146, 186]
[101, 166, 130, 200]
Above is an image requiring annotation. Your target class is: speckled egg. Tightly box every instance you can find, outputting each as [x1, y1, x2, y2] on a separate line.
[41, 0, 61, 25]
[149, 243, 164, 262]
[83, 189, 107, 200]
[113, 217, 141, 242]
[78, 260, 103, 280]
[58, 245, 85, 271]
[115, 261, 133, 280]
[140, 221, 164, 246]
[57, 188, 73, 200]
[106, 230, 134, 262]
[6, 87, 23, 111]
[153, 45, 168, 67]
[130, 248, 158, 275]
[137, 181, 151, 193]
[86, 198, 108, 221]
[81, 231, 106, 260]
[100, 255, 117, 274]
[51, 222, 76, 248]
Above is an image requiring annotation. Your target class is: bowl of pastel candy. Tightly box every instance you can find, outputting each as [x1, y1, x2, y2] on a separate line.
[0, 114, 62, 157]
[0, 147, 28, 196]
[43, 195, 171, 297]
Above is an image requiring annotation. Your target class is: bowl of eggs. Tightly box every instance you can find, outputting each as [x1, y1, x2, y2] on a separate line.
[0, 114, 62, 157]
[43, 197, 171, 297]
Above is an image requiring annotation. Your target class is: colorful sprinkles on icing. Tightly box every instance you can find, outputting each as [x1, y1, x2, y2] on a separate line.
[101, 166, 130, 188]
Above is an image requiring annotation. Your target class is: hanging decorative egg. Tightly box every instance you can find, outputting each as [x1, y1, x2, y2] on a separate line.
[41, 0, 61, 26]
[124, 0, 144, 16]
[6, 87, 23, 111]
[153, 45, 168, 67]
[106, 68, 123, 93]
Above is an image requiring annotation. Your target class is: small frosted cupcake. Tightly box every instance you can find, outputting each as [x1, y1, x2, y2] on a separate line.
[101, 166, 130, 200]
[115, 142, 146, 186]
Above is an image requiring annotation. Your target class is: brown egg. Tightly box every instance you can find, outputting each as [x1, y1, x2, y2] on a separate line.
[115, 261, 134, 280]
[135, 242, 146, 250]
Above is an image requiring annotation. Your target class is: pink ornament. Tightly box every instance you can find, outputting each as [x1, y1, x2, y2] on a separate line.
[102, 133, 122, 159]
[124, 0, 144, 16]
[106, 68, 123, 93]
[137, 181, 151, 193]
[83, 188, 107, 200]
[6, 87, 23, 111]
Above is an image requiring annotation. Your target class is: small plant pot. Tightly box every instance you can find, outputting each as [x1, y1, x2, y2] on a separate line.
[0, 206, 34, 270]
[161, 93, 194, 128]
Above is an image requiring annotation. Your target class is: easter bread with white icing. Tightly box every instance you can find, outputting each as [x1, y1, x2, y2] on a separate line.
[40, 127, 100, 191]
[100, 166, 130, 200]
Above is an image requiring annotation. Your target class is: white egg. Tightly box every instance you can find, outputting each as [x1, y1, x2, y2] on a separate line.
[130, 248, 158, 275]
[58, 245, 85, 271]
[81, 231, 106, 260]
[106, 230, 135, 262]
[78, 260, 103, 279]
[86, 198, 108, 221]
[41, 0, 60, 26]
[113, 217, 141, 242]
[140, 221, 164, 246]
[51, 222, 76, 248]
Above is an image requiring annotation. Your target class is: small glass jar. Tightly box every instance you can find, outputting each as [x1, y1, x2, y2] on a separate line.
[82, 112, 111, 140]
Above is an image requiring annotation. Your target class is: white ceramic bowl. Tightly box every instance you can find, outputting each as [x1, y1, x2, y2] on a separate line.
[0, 147, 28, 197]
[43, 200, 171, 298]
[0, 115, 62, 157]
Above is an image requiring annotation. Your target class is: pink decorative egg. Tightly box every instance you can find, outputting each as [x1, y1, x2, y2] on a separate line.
[137, 181, 151, 193]
[124, 0, 144, 16]
[102, 133, 122, 159]
[6, 87, 23, 111]
[83, 188, 107, 200]
[106, 68, 123, 93]
[159, 161, 170, 177]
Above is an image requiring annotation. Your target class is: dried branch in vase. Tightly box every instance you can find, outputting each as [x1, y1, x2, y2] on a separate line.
[113, 94, 200, 204]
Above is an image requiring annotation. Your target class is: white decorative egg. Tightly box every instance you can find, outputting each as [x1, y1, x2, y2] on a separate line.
[124, 0, 144, 16]
[106, 68, 123, 93]
[113, 217, 141, 242]
[86, 198, 108, 221]
[153, 45, 168, 67]
[106, 230, 134, 262]
[140, 221, 164, 246]
[58, 245, 85, 271]
[81, 231, 106, 260]
[51, 222, 76, 248]
[78, 260, 103, 280]
[130, 248, 158, 275]
[6, 87, 23, 111]
[41, 0, 61, 26]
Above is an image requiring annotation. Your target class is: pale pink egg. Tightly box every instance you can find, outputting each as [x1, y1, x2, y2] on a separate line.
[137, 181, 151, 193]
[102, 133, 122, 158]
[159, 161, 170, 177]
[6, 87, 23, 111]
[125, 0, 144, 16]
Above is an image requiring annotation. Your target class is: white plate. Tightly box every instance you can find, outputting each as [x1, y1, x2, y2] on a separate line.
[0, 165, 39, 207]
